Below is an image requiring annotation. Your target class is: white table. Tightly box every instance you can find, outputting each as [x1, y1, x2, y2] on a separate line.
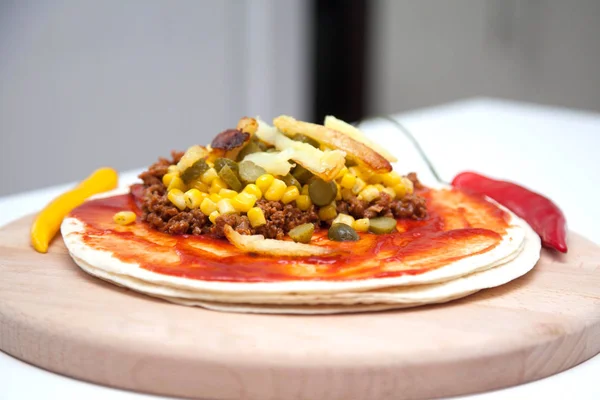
[2, 98, 599, 399]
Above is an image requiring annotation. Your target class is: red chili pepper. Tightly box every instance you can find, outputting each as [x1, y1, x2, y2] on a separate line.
[451, 172, 568, 253]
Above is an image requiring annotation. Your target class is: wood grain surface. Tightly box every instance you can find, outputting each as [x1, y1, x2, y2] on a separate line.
[1, 215, 599, 400]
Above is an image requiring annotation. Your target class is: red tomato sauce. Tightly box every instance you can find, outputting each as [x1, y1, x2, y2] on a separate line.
[68, 186, 510, 282]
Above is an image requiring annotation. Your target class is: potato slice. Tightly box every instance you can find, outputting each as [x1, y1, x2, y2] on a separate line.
[210, 129, 251, 160]
[256, 118, 346, 181]
[274, 115, 392, 173]
[236, 117, 258, 135]
[176, 145, 210, 174]
[324, 115, 398, 162]
[224, 225, 335, 257]
[243, 150, 295, 176]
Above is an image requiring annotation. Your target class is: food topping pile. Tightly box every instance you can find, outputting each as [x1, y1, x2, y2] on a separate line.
[135, 115, 427, 251]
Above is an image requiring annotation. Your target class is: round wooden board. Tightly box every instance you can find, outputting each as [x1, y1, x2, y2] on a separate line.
[1, 215, 600, 400]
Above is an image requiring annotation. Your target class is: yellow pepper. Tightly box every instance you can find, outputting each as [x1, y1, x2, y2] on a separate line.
[31, 167, 119, 253]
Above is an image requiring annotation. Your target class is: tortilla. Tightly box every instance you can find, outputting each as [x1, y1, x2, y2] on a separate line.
[61, 184, 530, 301]
[67, 218, 539, 313]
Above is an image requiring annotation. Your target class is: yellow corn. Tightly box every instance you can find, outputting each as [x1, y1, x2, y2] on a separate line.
[341, 188, 354, 201]
[167, 189, 187, 211]
[210, 177, 228, 194]
[353, 218, 370, 232]
[335, 166, 348, 180]
[217, 198, 236, 214]
[340, 173, 356, 189]
[281, 186, 300, 204]
[402, 177, 415, 194]
[359, 185, 380, 203]
[200, 167, 219, 185]
[167, 165, 179, 174]
[162, 172, 177, 187]
[231, 191, 257, 213]
[394, 178, 414, 198]
[243, 184, 262, 200]
[208, 210, 220, 224]
[167, 176, 186, 192]
[264, 178, 287, 201]
[256, 174, 275, 193]
[335, 183, 342, 201]
[184, 188, 204, 209]
[318, 203, 338, 220]
[189, 179, 209, 193]
[382, 171, 402, 187]
[200, 197, 217, 215]
[369, 174, 383, 184]
[352, 177, 367, 195]
[113, 211, 136, 225]
[374, 184, 385, 192]
[332, 213, 354, 227]
[209, 193, 222, 203]
[382, 187, 396, 199]
[296, 195, 312, 211]
[219, 188, 237, 199]
[247, 207, 266, 227]
[301, 184, 310, 196]
[348, 166, 372, 181]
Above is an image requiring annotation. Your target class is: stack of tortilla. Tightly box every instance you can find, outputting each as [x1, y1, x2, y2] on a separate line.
[61, 186, 540, 314]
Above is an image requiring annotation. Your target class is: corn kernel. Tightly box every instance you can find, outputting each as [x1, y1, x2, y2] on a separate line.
[113, 211, 136, 225]
[162, 172, 177, 187]
[210, 177, 228, 194]
[301, 184, 310, 196]
[382, 187, 396, 199]
[374, 184, 385, 192]
[348, 166, 372, 181]
[189, 179, 209, 192]
[200, 197, 217, 215]
[247, 207, 266, 227]
[340, 173, 356, 189]
[348, 166, 361, 177]
[167, 165, 179, 174]
[167, 189, 187, 210]
[208, 210, 220, 224]
[281, 186, 300, 204]
[341, 188, 354, 201]
[332, 213, 355, 227]
[184, 188, 204, 209]
[243, 184, 262, 200]
[217, 198, 236, 215]
[335, 166, 348, 180]
[359, 185, 380, 203]
[336, 184, 342, 201]
[402, 177, 415, 194]
[353, 218, 370, 232]
[318, 203, 338, 220]
[219, 188, 237, 199]
[264, 179, 287, 201]
[167, 176, 187, 192]
[368, 174, 383, 184]
[256, 174, 275, 193]
[382, 171, 402, 187]
[201, 168, 219, 185]
[394, 178, 414, 198]
[352, 177, 367, 195]
[231, 191, 257, 213]
[296, 195, 312, 211]
[206, 160, 214, 168]
[209, 193, 222, 203]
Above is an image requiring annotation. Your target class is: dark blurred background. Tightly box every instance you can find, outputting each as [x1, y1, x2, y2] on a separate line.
[2, 0, 600, 195]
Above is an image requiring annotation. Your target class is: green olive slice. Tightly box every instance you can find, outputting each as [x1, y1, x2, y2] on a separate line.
[328, 223, 359, 242]
[308, 178, 337, 206]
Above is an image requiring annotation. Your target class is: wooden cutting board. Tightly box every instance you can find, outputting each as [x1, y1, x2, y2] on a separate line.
[1, 215, 600, 400]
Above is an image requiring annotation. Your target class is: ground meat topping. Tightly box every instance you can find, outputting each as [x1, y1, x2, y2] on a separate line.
[138, 155, 428, 239]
